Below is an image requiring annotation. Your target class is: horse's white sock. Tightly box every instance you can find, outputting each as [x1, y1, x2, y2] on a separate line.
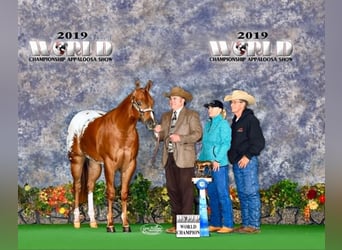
[88, 192, 95, 222]
[74, 207, 80, 222]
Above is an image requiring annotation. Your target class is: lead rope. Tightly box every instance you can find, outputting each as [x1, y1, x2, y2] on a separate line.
[131, 99, 159, 165]
[150, 133, 160, 166]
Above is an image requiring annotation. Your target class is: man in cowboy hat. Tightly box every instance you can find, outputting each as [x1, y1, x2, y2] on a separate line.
[154, 86, 202, 234]
[224, 90, 265, 234]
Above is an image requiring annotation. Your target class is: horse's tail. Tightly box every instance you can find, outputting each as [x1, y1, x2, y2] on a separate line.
[79, 158, 89, 204]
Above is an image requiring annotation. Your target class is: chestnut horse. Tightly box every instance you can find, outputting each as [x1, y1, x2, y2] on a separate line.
[67, 80, 156, 232]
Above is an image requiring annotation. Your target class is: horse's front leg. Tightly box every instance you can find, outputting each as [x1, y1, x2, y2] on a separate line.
[120, 163, 136, 232]
[120, 183, 132, 232]
[104, 161, 116, 233]
[105, 185, 115, 232]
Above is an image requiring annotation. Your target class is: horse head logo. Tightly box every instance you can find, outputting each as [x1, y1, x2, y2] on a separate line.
[235, 41, 248, 55]
[54, 41, 68, 55]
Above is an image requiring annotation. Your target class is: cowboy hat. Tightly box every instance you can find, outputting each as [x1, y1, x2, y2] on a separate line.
[224, 90, 256, 105]
[163, 86, 193, 102]
[204, 100, 224, 109]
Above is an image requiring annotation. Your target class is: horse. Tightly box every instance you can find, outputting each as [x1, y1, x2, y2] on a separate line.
[66, 80, 156, 232]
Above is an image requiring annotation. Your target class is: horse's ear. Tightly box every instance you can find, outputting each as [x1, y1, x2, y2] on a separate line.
[145, 80, 153, 91]
[135, 80, 140, 89]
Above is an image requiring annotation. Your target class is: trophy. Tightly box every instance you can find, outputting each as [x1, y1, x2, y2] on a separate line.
[194, 160, 213, 178]
[192, 160, 213, 237]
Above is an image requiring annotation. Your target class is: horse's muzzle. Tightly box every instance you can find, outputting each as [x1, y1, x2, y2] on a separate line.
[145, 118, 157, 130]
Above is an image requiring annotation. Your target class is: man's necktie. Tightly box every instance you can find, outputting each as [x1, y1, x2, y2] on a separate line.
[168, 111, 177, 152]
[171, 111, 177, 128]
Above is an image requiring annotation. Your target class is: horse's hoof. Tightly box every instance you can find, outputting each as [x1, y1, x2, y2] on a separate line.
[90, 221, 98, 228]
[74, 222, 80, 229]
[123, 226, 131, 232]
[106, 226, 115, 233]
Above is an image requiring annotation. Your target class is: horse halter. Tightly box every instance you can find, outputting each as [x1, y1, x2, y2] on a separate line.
[131, 99, 156, 129]
[131, 99, 154, 115]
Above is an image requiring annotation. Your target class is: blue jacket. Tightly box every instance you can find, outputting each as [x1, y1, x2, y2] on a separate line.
[198, 114, 231, 166]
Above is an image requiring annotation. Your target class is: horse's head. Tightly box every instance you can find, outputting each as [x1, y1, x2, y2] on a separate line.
[131, 80, 156, 130]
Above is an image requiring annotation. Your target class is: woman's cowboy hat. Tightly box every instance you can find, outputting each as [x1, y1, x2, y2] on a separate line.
[163, 86, 193, 102]
[224, 90, 256, 105]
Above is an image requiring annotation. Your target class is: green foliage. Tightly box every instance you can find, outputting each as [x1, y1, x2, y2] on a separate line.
[18, 183, 73, 217]
[19, 177, 324, 223]
[261, 179, 306, 215]
[148, 186, 171, 223]
[93, 180, 106, 208]
[18, 184, 41, 216]
[128, 173, 152, 223]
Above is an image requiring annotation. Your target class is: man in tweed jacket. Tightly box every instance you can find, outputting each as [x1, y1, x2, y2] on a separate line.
[154, 86, 202, 233]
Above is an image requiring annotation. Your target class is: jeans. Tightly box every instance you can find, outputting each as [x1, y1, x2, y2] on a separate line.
[207, 165, 234, 228]
[233, 156, 261, 229]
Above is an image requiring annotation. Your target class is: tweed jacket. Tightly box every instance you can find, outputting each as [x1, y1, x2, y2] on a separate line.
[158, 107, 202, 168]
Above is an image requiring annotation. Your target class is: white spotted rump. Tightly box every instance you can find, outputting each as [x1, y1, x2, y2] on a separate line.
[67, 110, 105, 152]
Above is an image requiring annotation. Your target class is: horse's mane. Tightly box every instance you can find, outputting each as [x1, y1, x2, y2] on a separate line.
[104, 85, 144, 121]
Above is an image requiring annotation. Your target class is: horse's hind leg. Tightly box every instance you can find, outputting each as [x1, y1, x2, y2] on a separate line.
[69, 153, 85, 229]
[87, 160, 102, 228]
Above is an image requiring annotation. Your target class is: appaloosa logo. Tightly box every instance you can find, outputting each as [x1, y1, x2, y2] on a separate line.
[140, 224, 163, 235]
[28, 32, 113, 63]
[209, 31, 293, 63]
[54, 41, 68, 55]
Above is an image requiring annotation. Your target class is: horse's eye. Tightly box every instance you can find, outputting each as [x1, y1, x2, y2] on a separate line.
[136, 101, 142, 106]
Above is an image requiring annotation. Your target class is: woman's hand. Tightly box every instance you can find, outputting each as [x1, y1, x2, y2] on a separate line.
[212, 161, 220, 171]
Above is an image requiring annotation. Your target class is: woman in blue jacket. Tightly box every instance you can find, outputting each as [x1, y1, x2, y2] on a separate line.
[198, 100, 234, 234]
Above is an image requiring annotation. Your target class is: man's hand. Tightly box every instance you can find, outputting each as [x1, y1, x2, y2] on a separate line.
[238, 155, 250, 168]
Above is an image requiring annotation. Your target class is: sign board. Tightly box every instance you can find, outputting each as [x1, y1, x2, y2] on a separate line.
[176, 214, 200, 238]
